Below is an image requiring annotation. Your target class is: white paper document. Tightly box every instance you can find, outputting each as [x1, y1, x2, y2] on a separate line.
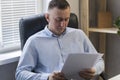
[61, 53, 103, 80]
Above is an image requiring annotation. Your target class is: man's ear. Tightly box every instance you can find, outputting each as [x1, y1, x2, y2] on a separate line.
[45, 13, 49, 22]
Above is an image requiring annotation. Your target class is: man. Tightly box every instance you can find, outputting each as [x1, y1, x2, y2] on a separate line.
[16, 0, 104, 80]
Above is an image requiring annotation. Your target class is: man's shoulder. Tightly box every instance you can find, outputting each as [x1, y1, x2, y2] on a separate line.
[27, 30, 47, 40]
[67, 27, 84, 34]
[66, 27, 87, 39]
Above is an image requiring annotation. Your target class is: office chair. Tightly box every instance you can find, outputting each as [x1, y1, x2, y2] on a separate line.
[19, 13, 108, 80]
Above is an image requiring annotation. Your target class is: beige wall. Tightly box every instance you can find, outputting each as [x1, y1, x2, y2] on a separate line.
[67, 0, 79, 20]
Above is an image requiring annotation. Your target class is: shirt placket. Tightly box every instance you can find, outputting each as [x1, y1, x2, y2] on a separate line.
[56, 36, 65, 71]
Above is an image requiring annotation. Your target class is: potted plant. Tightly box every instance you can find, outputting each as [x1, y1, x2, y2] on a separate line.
[114, 16, 120, 35]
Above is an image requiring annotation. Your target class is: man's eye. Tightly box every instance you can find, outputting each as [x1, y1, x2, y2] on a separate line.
[65, 18, 69, 21]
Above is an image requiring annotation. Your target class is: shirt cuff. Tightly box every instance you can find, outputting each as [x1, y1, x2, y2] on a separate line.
[41, 73, 50, 80]
[93, 61, 104, 75]
[35, 73, 50, 80]
[36, 73, 50, 80]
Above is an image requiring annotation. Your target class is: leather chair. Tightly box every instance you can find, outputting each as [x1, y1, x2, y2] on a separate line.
[19, 13, 108, 80]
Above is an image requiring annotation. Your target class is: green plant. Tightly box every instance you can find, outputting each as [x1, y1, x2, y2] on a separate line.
[114, 16, 120, 35]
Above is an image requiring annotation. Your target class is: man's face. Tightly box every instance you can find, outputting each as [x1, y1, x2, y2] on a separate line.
[46, 7, 70, 35]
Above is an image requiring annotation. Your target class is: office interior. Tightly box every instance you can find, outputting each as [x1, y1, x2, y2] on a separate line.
[0, 0, 120, 80]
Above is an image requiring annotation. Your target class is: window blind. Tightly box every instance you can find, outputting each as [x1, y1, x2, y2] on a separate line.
[0, 0, 38, 53]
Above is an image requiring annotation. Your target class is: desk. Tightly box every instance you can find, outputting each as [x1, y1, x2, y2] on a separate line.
[109, 74, 120, 80]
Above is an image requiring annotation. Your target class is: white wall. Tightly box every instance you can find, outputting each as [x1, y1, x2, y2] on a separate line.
[42, 0, 50, 13]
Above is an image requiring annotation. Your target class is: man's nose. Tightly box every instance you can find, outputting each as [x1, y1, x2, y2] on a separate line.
[60, 20, 66, 27]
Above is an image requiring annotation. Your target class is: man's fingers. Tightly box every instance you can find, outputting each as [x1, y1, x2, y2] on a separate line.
[79, 70, 95, 79]
[53, 72, 66, 80]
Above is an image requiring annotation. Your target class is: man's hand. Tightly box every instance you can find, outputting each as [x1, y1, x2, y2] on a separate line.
[48, 72, 67, 80]
[79, 68, 96, 80]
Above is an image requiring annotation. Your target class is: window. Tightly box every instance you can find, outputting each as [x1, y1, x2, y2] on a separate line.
[0, 0, 39, 53]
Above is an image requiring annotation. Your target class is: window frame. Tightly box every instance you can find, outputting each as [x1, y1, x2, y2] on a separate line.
[0, 0, 43, 53]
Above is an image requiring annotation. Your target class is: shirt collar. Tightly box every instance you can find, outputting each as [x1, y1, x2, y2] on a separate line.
[44, 25, 67, 37]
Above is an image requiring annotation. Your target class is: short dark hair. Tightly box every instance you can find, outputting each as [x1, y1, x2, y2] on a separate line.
[48, 0, 70, 10]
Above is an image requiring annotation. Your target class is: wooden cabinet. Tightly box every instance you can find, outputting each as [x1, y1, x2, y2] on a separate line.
[80, 0, 118, 54]
[80, 0, 118, 34]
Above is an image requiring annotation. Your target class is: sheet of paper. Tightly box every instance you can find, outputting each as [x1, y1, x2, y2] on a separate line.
[61, 53, 103, 80]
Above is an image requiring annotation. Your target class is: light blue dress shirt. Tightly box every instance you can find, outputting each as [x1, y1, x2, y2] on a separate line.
[16, 26, 104, 80]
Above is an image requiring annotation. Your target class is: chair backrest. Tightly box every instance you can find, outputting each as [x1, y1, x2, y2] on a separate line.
[19, 13, 78, 49]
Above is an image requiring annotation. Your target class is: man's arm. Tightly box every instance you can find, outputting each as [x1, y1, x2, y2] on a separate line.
[79, 30, 105, 79]
[16, 38, 50, 80]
